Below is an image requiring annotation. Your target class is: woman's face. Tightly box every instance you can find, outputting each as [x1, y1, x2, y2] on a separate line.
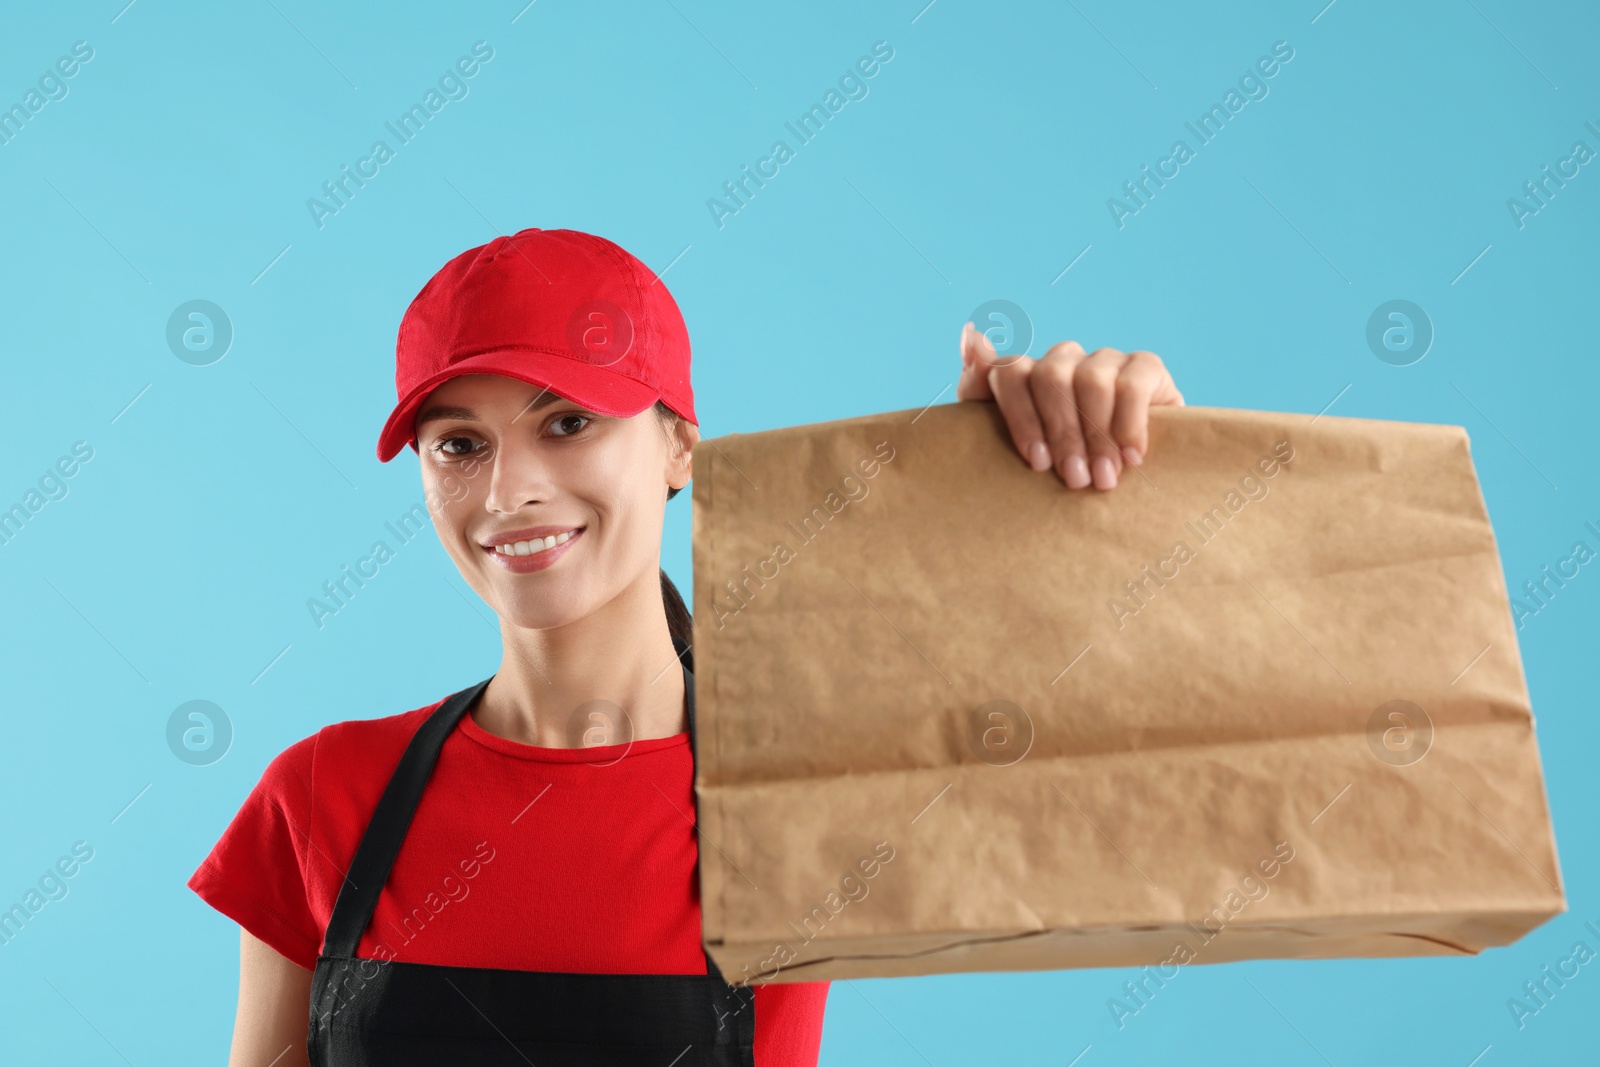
[413, 373, 696, 631]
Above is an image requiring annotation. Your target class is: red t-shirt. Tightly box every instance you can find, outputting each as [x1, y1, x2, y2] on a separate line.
[189, 689, 828, 1066]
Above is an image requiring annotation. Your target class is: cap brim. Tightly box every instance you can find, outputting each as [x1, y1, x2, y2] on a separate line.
[376, 349, 661, 462]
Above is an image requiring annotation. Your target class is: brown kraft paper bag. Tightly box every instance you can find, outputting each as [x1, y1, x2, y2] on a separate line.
[689, 401, 1565, 985]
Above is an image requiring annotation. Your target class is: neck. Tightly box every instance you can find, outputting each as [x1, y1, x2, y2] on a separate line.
[473, 567, 688, 748]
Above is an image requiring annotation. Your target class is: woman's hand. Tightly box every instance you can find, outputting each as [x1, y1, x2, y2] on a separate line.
[956, 322, 1185, 490]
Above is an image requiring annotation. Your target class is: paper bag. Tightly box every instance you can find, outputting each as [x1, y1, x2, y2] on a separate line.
[689, 401, 1565, 984]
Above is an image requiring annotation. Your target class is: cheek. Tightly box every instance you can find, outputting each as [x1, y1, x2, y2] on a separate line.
[578, 478, 642, 558]
[424, 478, 479, 558]
[577, 438, 666, 561]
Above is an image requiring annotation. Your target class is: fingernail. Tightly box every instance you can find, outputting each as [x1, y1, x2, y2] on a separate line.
[1093, 456, 1118, 489]
[1028, 441, 1051, 471]
[1065, 454, 1091, 489]
[1122, 446, 1142, 467]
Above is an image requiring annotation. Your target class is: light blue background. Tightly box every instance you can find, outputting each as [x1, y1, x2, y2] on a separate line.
[1, 0, 1595, 1062]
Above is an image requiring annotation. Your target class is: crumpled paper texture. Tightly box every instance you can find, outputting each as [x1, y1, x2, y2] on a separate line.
[691, 402, 1564, 984]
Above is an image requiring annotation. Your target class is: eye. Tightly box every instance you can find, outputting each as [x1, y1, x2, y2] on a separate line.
[548, 413, 592, 437]
[431, 435, 480, 457]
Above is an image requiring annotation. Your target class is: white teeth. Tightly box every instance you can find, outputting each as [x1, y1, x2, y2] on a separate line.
[494, 529, 578, 556]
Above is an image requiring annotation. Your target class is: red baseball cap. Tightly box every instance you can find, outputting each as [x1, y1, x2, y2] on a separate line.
[376, 227, 697, 462]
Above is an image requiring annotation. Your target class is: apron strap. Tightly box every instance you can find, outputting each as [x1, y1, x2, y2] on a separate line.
[321, 674, 494, 959]
[320, 653, 734, 984]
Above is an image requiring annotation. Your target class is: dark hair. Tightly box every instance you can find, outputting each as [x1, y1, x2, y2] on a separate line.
[653, 399, 688, 505]
[652, 400, 693, 669]
[660, 568, 692, 672]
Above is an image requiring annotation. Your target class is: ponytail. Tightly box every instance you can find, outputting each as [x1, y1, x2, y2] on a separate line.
[661, 568, 693, 673]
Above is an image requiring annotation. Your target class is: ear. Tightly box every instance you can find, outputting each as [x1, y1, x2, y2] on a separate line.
[666, 418, 699, 494]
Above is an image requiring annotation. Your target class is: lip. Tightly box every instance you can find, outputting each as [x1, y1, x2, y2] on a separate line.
[483, 525, 585, 574]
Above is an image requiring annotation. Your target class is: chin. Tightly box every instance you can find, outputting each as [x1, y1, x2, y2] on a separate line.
[493, 586, 597, 633]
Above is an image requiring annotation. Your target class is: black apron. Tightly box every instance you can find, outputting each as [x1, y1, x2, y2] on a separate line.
[307, 660, 757, 1066]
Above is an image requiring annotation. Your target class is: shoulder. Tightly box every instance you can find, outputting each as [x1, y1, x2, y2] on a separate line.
[254, 692, 450, 804]
[187, 687, 465, 967]
[313, 702, 438, 769]
[288, 697, 451, 790]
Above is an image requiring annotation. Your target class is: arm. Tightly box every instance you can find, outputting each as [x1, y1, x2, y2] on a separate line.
[230, 928, 314, 1067]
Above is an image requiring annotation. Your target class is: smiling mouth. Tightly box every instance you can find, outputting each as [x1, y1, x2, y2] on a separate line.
[489, 527, 584, 557]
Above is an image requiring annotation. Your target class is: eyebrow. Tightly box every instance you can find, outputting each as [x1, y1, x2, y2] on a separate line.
[415, 390, 577, 429]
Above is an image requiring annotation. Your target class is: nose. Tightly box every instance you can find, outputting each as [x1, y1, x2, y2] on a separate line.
[481, 436, 558, 515]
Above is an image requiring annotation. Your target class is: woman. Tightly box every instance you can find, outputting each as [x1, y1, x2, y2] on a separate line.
[190, 227, 1183, 1066]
